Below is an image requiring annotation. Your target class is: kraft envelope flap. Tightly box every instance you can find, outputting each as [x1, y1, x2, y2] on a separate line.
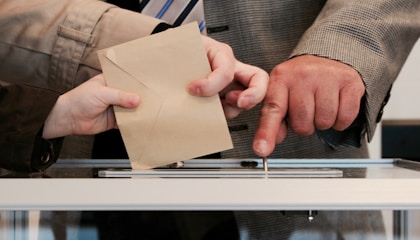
[98, 23, 233, 169]
[97, 50, 163, 163]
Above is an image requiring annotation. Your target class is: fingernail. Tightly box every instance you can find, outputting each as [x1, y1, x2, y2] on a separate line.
[238, 95, 253, 108]
[129, 95, 140, 106]
[253, 139, 269, 155]
[188, 85, 201, 96]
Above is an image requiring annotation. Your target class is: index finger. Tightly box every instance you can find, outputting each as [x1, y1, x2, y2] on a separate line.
[253, 79, 289, 157]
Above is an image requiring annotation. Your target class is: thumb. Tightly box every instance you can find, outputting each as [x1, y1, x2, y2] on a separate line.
[103, 88, 141, 109]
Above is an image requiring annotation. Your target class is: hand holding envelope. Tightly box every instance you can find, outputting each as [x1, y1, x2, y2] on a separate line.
[98, 23, 233, 169]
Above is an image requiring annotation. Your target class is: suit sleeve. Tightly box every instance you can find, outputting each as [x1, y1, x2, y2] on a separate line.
[0, 82, 63, 172]
[0, 0, 164, 93]
[291, 0, 420, 144]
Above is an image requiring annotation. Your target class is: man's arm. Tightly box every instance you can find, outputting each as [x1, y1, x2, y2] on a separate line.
[0, 75, 141, 172]
[0, 0, 164, 93]
[253, 0, 420, 156]
[291, 0, 420, 140]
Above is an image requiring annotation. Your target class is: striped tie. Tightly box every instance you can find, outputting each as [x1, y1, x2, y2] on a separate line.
[139, 0, 206, 34]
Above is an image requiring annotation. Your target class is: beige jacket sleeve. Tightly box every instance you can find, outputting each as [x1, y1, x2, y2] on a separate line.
[0, 0, 164, 93]
[0, 0, 166, 170]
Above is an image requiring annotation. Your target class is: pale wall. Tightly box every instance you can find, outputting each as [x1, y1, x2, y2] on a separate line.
[369, 38, 420, 159]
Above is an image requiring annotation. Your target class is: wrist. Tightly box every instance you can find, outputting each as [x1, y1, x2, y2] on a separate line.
[42, 94, 72, 139]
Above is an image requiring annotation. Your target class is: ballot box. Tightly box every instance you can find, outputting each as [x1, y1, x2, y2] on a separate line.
[1, 158, 420, 239]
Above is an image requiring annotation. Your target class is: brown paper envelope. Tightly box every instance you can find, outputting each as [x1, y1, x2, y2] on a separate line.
[97, 23, 233, 169]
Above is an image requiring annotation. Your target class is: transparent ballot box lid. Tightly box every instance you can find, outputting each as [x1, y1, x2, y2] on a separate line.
[1, 158, 420, 211]
[2, 159, 420, 240]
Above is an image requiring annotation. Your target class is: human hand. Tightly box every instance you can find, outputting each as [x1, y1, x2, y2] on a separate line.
[42, 74, 140, 139]
[253, 55, 366, 157]
[188, 36, 269, 119]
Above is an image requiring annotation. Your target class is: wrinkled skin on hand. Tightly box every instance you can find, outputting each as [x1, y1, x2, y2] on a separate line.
[253, 55, 366, 157]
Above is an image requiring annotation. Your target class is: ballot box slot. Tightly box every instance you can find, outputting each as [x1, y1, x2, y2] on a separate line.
[44, 158, 407, 179]
[97, 168, 343, 178]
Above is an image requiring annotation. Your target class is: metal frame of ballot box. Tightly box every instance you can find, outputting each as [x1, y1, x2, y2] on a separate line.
[2, 158, 420, 239]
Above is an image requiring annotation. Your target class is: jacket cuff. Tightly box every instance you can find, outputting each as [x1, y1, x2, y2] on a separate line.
[31, 126, 64, 172]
